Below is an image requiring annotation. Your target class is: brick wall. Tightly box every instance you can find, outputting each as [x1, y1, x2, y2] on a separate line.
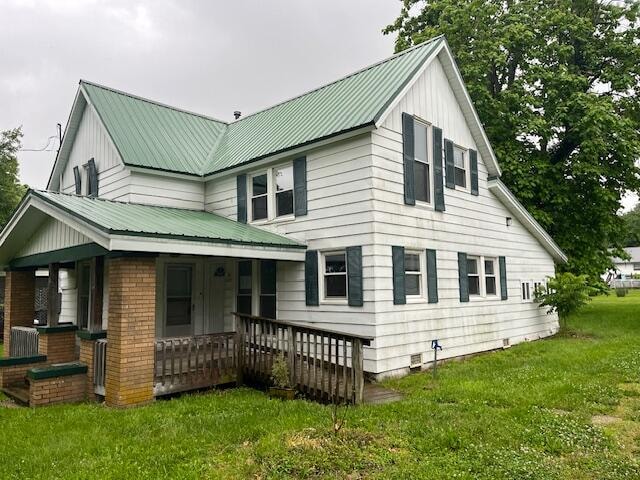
[0, 360, 45, 388]
[79, 338, 96, 397]
[29, 373, 86, 406]
[38, 331, 77, 364]
[3, 270, 35, 357]
[105, 257, 156, 407]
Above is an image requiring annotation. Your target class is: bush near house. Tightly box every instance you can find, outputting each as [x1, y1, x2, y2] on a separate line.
[1, 293, 639, 479]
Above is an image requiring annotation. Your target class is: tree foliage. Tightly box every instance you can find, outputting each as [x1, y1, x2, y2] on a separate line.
[385, 0, 640, 280]
[621, 203, 640, 247]
[0, 127, 27, 228]
[535, 272, 593, 328]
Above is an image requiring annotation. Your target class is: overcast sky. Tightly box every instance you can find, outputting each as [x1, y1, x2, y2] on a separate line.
[2, 0, 637, 210]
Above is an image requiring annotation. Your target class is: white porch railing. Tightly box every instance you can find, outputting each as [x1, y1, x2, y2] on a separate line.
[9, 326, 39, 357]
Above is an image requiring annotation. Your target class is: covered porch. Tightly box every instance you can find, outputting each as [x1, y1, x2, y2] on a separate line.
[0, 190, 373, 406]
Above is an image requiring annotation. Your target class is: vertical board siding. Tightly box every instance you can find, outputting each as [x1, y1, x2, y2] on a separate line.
[17, 217, 91, 258]
[368, 57, 558, 376]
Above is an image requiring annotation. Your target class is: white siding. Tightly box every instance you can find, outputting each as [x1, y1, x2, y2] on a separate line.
[205, 135, 378, 370]
[17, 217, 90, 258]
[128, 171, 204, 209]
[60, 104, 131, 201]
[369, 57, 558, 376]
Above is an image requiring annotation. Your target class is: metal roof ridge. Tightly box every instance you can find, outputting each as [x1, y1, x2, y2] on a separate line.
[79, 79, 229, 126]
[228, 36, 445, 125]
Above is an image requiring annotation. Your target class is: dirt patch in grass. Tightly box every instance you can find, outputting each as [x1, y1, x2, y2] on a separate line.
[554, 328, 597, 340]
[592, 415, 622, 426]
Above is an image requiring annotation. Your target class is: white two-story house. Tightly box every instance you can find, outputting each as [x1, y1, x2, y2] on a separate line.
[0, 36, 566, 407]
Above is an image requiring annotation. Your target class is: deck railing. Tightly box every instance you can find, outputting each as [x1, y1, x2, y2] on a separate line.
[9, 326, 39, 357]
[234, 313, 372, 404]
[94, 338, 107, 396]
[153, 332, 236, 396]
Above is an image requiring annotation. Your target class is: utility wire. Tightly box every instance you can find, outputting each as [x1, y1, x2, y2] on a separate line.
[20, 135, 59, 152]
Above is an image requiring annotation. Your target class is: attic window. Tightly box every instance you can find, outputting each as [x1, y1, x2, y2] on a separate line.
[453, 146, 466, 188]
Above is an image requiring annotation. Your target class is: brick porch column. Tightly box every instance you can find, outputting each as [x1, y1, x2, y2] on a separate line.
[3, 270, 35, 357]
[77, 330, 106, 399]
[105, 257, 156, 407]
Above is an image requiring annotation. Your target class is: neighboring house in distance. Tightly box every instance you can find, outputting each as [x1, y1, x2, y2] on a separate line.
[606, 246, 640, 282]
[0, 36, 567, 407]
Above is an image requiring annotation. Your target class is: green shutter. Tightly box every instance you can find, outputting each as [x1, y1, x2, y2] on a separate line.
[305, 250, 319, 306]
[458, 252, 469, 302]
[346, 246, 363, 307]
[237, 174, 247, 224]
[87, 158, 98, 197]
[392, 246, 406, 305]
[499, 256, 508, 300]
[470, 149, 479, 196]
[293, 156, 307, 216]
[73, 166, 81, 194]
[426, 249, 438, 303]
[433, 127, 445, 211]
[402, 113, 415, 205]
[444, 139, 455, 189]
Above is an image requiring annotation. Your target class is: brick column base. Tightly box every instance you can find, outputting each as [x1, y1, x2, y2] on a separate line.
[105, 257, 156, 408]
[3, 270, 35, 357]
[37, 326, 78, 364]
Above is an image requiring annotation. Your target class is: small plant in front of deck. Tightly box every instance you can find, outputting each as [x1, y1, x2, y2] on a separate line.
[268, 353, 295, 400]
[330, 399, 348, 436]
[535, 273, 594, 330]
[615, 287, 628, 298]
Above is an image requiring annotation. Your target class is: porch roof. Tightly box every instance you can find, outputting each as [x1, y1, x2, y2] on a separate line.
[32, 190, 305, 249]
[0, 191, 306, 268]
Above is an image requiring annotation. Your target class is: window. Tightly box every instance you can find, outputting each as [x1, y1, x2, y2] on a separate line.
[484, 259, 497, 295]
[453, 146, 466, 188]
[405, 252, 422, 296]
[413, 121, 431, 203]
[251, 174, 268, 221]
[468, 255, 498, 297]
[77, 262, 91, 329]
[166, 265, 192, 327]
[467, 257, 480, 295]
[634, 263, 640, 271]
[521, 281, 532, 302]
[323, 252, 347, 299]
[237, 260, 253, 314]
[275, 166, 294, 217]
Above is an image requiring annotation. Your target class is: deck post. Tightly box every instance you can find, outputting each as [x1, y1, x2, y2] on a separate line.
[105, 257, 156, 407]
[352, 339, 364, 404]
[46, 263, 59, 327]
[235, 315, 244, 385]
[287, 326, 295, 387]
[3, 269, 36, 357]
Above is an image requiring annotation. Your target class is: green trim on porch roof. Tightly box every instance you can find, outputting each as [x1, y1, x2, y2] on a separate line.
[79, 37, 443, 176]
[32, 190, 305, 250]
[10, 244, 109, 269]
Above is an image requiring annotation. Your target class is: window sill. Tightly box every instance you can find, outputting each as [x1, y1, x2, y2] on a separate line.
[406, 296, 427, 304]
[320, 298, 349, 306]
[249, 215, 295, 226]
[469, 295, 500, 302]
[414, 201, 435, 211]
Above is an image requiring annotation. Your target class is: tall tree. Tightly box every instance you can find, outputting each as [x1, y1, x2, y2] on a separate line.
[385, 0, 640, 280]
[0, 127, 28, 228]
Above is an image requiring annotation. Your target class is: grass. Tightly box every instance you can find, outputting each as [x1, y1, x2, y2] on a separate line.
[1, 293, 639, 479]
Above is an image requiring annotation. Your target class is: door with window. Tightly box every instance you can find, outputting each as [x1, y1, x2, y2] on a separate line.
[165, 264, 194, 337]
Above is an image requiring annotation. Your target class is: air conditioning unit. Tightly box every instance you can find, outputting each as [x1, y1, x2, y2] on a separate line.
[410, 353, 422, 368]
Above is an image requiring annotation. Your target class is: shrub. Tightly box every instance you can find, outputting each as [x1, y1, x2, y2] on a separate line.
[615, 288, 628, 298]
[536, 273, 594, 330]
[271, 353, 291, 389]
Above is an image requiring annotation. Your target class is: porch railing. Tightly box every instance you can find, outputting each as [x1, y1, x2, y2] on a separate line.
[234, 313, 372, 404]
[94, 338, 107, 396]
[9, 326, 39, 357]
[153, 332, 236, 396]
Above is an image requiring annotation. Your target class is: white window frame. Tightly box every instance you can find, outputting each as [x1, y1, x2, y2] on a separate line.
[272, 164, 295, 219]
[320, 250, 348, 304]
[248, 163, 295, 223]
[413, 119, 434, 207]
[451, 144, 470, 192]
[467, 255, 499, 299]
[404, 250, 425, 300]
[521, 280, 533, 303]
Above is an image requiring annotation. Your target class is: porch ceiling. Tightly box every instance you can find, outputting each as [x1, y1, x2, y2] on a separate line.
[0, 190, 307, 268]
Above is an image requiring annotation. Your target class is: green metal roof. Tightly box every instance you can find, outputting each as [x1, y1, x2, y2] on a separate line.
[78, 37, 443, 177]
[32, 190, 304, 249]
[81, 82, 227, 176]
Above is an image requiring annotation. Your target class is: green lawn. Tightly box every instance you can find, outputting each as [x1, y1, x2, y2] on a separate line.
[1, 294, 639, 479]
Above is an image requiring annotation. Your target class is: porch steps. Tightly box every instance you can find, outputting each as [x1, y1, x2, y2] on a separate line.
[2, 382, 30, 406]
[362, 384, 404, 405]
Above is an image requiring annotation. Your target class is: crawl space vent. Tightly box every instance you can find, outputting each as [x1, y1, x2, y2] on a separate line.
[503, 338, 511, 348]
[410, 353, 422, 368]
